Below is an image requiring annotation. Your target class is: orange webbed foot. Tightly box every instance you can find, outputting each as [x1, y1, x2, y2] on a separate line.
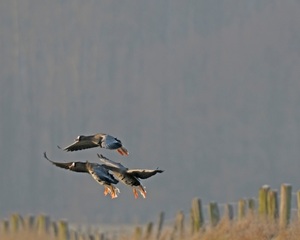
[132, 188, 139, 199]
[116, 147, 129, 156]
[104, 187, 109, 196]
[138, 186, 147, 199]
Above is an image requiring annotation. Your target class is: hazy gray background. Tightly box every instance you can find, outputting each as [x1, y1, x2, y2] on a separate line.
[1, 0, 300, 224]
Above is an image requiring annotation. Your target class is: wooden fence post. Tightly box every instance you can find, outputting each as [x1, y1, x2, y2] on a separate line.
[0, 220, 9, 233]
[24, 215, 35, 230]
[36, 214, 51, 234]
[170, 211, 185, 240]
[190, 198, 204, 233]
[52, 221, 59, 237]
[258, 185, 270, 217]
[208, 202, 220, 227]
[144, 222, 153, 240]
[223, 203, 234, 220]
[237, 199, 246, 220]
[56, 219, 70, 240]
[297, 191, 300, 220]
[9, 213, 24, 232]
[175, 210, 184, 239]
[248, 198, 256, 216]
[267, 190, 278, 221]
[133, 226, 142, 240]
[189, 208, 193, 235]
[279, 183, 292, 228]
[156, 211, 164, 240]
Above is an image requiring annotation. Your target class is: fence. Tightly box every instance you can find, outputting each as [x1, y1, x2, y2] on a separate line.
[1, 183, 299, 239]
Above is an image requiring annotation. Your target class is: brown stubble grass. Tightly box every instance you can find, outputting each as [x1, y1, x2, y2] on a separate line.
[193, 216, 277, 240]
[190, 215, 300, 240]
[2, 215, 300, 240]
[0, 231, 55, 240]
[154, 215, 300, 240]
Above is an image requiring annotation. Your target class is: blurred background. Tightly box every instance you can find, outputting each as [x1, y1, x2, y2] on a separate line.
[1, 0, 300, 225]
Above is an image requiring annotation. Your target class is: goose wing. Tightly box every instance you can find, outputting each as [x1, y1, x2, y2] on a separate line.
[126, 169, 164, 179]
[43, 152, 88, 173]
[44, 152, 74, 170]
[97, 154, 127, 172]
[63, 138, 99, 152]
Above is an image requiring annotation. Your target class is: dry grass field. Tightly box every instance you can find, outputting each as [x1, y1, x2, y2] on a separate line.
[1, 184, 299, 239]
[1, 215, 300, 240]
[190, 217, 300, 240]
[0, 232, 55, 240]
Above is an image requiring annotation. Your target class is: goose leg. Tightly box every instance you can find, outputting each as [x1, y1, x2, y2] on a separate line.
[108, 186, 119, 199]
[132, 188, 139, 199]
[116, 148, 124, 156]
[103, 187, 110, 196]
[138, 185, 147, 199]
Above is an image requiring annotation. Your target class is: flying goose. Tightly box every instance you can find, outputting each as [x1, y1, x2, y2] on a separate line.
[97, 154, 163, 199]
[43, 152, 120, 199]
[61, 133, 129, 156]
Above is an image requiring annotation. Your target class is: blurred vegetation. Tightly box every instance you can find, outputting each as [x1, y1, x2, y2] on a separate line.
[1, 184, 300, 239]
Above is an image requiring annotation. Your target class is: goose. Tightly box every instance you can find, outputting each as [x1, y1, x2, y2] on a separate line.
[60, 133, 129, 156]
[43, 152, 120, 199]
[97, 154, 163, 199]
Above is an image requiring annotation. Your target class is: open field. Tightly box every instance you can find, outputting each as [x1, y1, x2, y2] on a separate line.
[2, 215, 300, 240]
[1, 184, 300, 240]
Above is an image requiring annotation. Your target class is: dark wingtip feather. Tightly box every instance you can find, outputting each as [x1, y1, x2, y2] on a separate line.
[43, 152, 52, 162]
[97, 153, 107, 160]
[57, 145, 71, 151]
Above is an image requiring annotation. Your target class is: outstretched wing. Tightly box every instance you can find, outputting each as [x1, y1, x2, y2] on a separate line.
[87, 163, 119, 185]
[43, 152, 88, 173]
[63, 139, 99, 152]
[97, 154, 127, 172]
[127, 169, 164, 179]
[43, 152, 73, 170]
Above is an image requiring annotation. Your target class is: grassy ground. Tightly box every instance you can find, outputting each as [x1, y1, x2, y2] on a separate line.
[1, 215, 300, 239]
[0, 231, 55, 240]
[154, 217, 300, 240]
[189, 217, 300, 240]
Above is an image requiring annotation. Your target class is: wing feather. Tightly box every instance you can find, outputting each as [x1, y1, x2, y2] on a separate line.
[126, 169, 164, 179]
[63, 140, 99, 152]
[43, 152, 88, 173]
[43, 152, 73, 170]
[97, 154, 127, 172]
